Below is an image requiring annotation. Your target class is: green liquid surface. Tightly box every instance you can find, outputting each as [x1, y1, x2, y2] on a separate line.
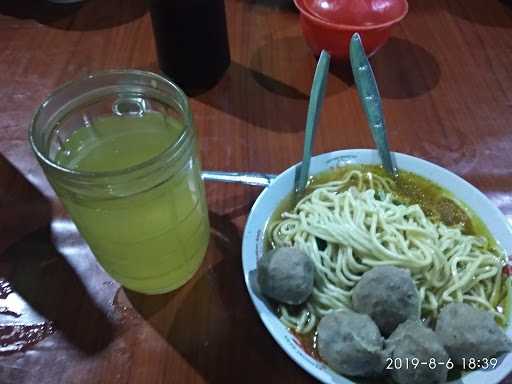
[53, 112, 209, 293]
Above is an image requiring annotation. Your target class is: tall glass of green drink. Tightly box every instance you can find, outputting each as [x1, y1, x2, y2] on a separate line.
[29, 70, 210, 294]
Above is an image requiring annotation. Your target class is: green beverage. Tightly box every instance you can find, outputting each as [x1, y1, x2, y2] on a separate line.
[30, 70, 210, 294]
[52, 112, 209, 293]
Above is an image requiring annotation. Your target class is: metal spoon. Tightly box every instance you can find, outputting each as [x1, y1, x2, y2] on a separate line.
[349, 33, 398, 177]
[202, 170, 277, 187]
[294, 50, 331, 197]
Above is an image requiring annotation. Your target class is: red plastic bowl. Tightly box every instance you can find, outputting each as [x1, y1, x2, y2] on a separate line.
[294, 0, 408, 60]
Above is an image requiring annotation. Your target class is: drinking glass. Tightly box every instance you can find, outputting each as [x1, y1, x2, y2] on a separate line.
[29, 70, 210, 294]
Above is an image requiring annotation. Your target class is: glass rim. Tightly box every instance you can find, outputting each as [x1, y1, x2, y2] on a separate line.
[29, 69, 193, 180]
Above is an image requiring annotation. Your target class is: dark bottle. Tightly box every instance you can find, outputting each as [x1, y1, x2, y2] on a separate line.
[148, 0, 231, 94]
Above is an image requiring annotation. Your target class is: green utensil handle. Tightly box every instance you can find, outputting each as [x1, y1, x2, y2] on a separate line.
[350, 33, 398, 177]
[295, 50, 331, 196]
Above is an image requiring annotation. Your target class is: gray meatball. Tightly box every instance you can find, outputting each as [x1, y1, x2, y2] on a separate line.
[386, 320, 449, 384]
[435, 303, 512, 365]
[257, 247, 314, 305]
[317, 310, 386, 377]
[352, 266, 420, 335]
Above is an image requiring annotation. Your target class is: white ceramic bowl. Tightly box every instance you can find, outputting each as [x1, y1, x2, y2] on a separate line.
[242, 149, 512, 384]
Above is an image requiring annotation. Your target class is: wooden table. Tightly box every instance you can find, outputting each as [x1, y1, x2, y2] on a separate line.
[0, 0, 511, 383]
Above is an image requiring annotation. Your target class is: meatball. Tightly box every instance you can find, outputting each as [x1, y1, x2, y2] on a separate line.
[352, 266, 420, 335]
[386, 320, 449, 384]
[317, 310, 386, 377]
[435, 303, 512, 365]
[257, 247, 315, 305]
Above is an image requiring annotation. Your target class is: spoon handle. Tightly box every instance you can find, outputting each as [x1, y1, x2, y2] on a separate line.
[201, 170, 277, 187]
[349, 33, 398, 177]
[295, 50, 331, 196]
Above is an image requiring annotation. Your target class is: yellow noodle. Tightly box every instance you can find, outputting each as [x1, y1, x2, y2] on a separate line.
[271, 170, 507, 333]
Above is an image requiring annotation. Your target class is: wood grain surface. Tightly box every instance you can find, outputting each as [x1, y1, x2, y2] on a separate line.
[0, 0, 511, 383]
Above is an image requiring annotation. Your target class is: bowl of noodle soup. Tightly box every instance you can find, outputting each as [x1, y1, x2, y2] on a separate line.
[242, 149, 512, 384]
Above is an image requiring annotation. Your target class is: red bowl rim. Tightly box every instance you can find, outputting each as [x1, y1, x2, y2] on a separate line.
[293, 0, 409, 31]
